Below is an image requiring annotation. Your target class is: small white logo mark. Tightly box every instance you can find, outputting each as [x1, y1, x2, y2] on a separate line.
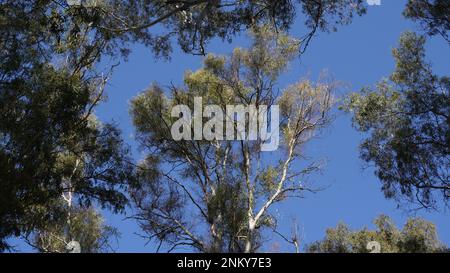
[367, 241, 381, 253]
[66, 240, 81, 253]
[66, 0, 102, 7]
[367, 0, 381, 6]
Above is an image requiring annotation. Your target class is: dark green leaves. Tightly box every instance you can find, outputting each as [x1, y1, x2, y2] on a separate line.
[344, 32, 449, 208]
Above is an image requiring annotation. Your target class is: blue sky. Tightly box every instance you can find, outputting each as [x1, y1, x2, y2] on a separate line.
[10, 0, 450, 252]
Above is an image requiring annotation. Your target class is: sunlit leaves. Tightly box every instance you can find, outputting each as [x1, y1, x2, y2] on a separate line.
[307, 215, 447, 253]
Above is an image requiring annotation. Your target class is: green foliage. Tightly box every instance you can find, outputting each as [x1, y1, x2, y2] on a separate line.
[307, 215, 447, 253]
[1, 0, 367, 252]
[403, 0, 449, 41]
[33, 204, 119, 253]
[1, 0, 367, 61]
[205, 181, 250, 253]
[343, 32, 449, 208]
[0, 1, 138, 250]
[260, 166, 279, 195]
[0, 64, 131, 249]
[130, 26, 336, 253]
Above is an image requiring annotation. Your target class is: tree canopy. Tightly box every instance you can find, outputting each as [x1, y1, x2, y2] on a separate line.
[307, 215, 447, 253]
[344, 31, 449, 208]
[130, 26, 336, 253]
[1, 0, 448, 253]
[0, 0, 368, 251]
[30, 203, 119, 253]
[403, 0, 449, 42]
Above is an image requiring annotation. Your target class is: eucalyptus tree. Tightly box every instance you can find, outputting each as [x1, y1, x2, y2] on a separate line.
[343, 0, 449, 210]
[1, 0, 366, 250]
[344, 33, 449, 208]
[130, 26, 337, 253]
